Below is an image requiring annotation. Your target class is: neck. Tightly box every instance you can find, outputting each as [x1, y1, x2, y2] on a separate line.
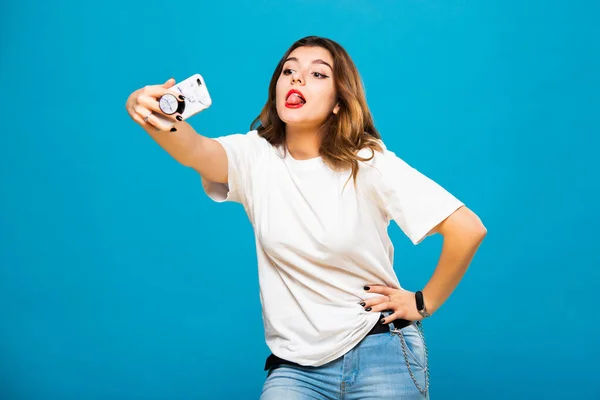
[285, 124, 321, 160]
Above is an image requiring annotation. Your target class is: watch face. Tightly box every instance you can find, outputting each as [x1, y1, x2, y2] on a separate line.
[159, 94, 180, 115]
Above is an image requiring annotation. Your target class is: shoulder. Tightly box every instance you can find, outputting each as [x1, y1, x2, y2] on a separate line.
[216, 129, 268, 145]
[357, 139, 408, 173]
[355, 139, 423, 198]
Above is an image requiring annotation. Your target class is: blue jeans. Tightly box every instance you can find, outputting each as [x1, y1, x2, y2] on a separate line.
[261, 320, 430, 399]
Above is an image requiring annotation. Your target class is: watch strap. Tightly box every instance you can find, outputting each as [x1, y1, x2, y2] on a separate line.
[415, 290, 431, 318]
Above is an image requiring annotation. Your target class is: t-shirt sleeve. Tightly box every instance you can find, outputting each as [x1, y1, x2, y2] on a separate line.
[369, 144, 464, 245]
[201, 130, 267, 208]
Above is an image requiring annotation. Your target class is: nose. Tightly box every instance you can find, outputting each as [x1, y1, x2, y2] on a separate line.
[291, 70, 304, 85]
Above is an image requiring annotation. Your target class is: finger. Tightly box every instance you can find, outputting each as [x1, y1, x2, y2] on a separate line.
[133, 104, 172, 131]
[380, 310, 405, 325]
[142, 84, 185, 101]
[162, 77, 176, 88]
[364, 284, 395, 296]
[132, 105, 159, 129]
[138, 93, 183, 122]
[368, 302, 395, 313]
[132, 112, 159, 131]
[360, 295, 390, 308]
[130, 103, 152, 125]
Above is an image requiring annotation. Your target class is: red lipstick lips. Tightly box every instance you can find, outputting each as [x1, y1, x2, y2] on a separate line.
[285, 89, 306, 109]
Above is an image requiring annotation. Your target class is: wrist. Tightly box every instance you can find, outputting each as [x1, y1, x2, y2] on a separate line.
[420, 288, 440, 315]
[415, 290, 432, 318]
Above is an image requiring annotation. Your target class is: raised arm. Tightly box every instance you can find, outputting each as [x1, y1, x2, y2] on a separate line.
[125, 78, 228, 184]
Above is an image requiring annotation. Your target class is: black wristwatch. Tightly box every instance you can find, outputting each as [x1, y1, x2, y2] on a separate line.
[415, 291, 431, 318]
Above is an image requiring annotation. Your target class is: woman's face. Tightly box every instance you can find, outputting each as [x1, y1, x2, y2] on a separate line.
[275, 46, 340, 129]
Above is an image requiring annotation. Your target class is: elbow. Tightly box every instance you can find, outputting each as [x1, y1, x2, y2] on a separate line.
[451, 207, 487, 243]
[467, 215, 487, 245]
[470, 210, 487, 238]
[474, 223, 487, 243]
[480, 222, 488, 237]
[437, 206, 487, 245]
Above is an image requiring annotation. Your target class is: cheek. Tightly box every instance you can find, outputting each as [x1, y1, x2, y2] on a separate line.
[327, 85, 338, 106]
[315, 87, 338, 113]
[316, 82, 337, 104]
[275, 78, 286, 102]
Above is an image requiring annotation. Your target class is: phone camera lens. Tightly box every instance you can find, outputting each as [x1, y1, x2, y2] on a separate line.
[197, 78, 202, 86]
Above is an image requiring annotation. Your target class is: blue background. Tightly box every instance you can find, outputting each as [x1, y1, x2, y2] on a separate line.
[1, 0, 598, 399]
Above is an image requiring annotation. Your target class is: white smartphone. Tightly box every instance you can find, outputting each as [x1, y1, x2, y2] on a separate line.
[153, 73, 212, 127]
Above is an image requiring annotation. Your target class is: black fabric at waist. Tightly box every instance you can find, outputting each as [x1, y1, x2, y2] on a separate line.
[264, 315, 412, 371]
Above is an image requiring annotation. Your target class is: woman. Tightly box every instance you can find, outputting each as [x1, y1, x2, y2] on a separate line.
[125, 36, 487, 399]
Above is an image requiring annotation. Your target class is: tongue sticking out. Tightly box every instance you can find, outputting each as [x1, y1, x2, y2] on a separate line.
[286, 93, 305, 105]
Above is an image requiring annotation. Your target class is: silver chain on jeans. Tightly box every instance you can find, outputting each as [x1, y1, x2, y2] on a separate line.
[391, 321, 429, 397]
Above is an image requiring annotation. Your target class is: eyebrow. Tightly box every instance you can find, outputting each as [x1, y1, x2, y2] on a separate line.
[284, 57, 333, 71]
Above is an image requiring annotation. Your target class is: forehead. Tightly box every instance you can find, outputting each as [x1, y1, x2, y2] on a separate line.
[286, 46, 334, 65]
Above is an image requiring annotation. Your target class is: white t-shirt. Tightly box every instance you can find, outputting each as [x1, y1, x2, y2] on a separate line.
[201, 130, 464, 367]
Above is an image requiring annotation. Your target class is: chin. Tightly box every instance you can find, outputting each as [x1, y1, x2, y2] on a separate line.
[280, 114, 306, 125]
[277, 106, 306, 124]
[276, 103, 326, 129]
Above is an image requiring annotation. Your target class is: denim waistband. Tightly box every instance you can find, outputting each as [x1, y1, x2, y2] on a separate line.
[264, 314, 412, 371]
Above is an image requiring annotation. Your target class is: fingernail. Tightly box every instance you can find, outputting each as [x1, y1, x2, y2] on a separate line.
[365, 307, 372, 312]
[176, 115, 183, 121]
[364, 286, 370, 290]
[359, 302, 366, 307]
[170, 127, 177, 132]
[380, 318, 386, 324]
[179, 95, 185, 100]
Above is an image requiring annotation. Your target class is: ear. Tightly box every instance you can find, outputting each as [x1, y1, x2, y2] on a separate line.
[333, 102, 340, 115]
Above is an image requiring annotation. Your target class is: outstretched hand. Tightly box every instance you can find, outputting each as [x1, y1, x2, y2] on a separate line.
[361, 284, 424, 324]
[125, 78, 184, 131]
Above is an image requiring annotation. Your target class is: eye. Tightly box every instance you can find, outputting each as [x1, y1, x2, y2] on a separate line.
[312, 72, 329, 79]
[282, 68, 294, 75]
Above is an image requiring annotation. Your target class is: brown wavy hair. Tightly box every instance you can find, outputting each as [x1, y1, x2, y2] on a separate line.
[250, 36, 382, 184]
